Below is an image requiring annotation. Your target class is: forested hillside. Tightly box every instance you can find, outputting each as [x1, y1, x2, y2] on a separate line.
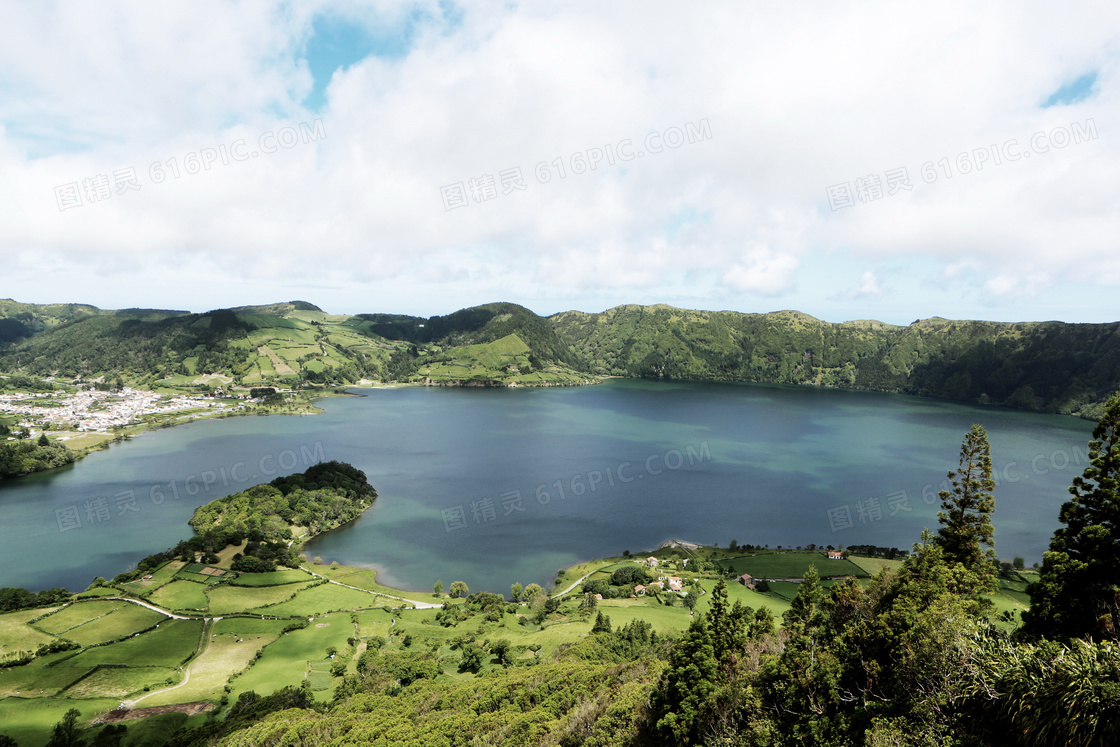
[551, 305, 1120, 418]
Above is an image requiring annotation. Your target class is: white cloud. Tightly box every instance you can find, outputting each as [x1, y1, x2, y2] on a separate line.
[0, 1, 1117, 323]
[854, 271, 885, 300]
[723, 247, 800, 296]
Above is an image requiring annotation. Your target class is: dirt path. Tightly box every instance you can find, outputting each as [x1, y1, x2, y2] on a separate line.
[122, 617, 216, 708]
[99, 597, 192, 620]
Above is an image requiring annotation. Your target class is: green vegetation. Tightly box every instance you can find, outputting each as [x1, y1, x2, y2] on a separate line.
[552, 304, 1120, 416]
[1022, 393, 1120, 641]
[187, 461, 376, 573]
[717, 550, 868, 580]
[0, 437, 76, 479]
[4, 409, 1120, 745]
[5, 298, 1120, 414]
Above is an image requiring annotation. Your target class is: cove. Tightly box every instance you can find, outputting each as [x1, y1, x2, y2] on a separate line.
[0, 379, 1095, 594]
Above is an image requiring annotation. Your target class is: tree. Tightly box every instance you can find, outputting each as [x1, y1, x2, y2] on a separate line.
[591, 611, 612, 634]
[448, 581, 469, 598]
[433, 580, 443, 596]
[458, 642, 484, 673]
[37, 433, 49, 447]
[1023, 395, 1120, 641]
[45, 708, 85, 747]
[490, 638, 514, 667]
[1013, 556, 1025, 571]
[684, 589, 701, 611]
[0, 735, 17, 747]
[935, 424, 997, 593]
[510, 582, 523, 601]
[649, 615, 718, 744]
[523, 583, 544, 602]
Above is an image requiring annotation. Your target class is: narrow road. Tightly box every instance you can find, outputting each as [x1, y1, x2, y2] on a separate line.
[99, 596, 193, 620]
[554, 571, 595, 597]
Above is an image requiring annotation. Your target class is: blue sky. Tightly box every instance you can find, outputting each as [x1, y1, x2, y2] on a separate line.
[0, 1, 1117, 325]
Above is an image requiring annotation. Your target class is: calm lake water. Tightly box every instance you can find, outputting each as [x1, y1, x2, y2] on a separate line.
[0, 380, 1096, 594]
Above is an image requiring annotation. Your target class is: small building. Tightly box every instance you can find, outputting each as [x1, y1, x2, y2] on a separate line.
[593, 594, 603, 600]
[827, 551, 843, 560]
[634, 585, 647, 596]
[738, 573, 756, 589]
[646, 557, 659, 568]
[649, 581, 664, 591]
[668, 576, 683, 592]
[681, 558, 689, 567]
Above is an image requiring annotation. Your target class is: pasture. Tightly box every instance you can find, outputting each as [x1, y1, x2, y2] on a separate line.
[149, 580, 209, 612]
[258, 583, 382, 617]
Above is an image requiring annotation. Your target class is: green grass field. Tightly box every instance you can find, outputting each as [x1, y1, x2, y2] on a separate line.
[311, 565, 434, 605]
[259, 583, 382, 617]
[143, 620, 286, 707]
[0, 609, 58, 658]
[207, 584, 308, 616]
[149, 580, 210, 612]
[0, 652, 86, 698]
[228, 569, 315, 587]
[846, 555, 905, 577]
[62, 665, 177, 699]
[718, 551, 867, 579]
[0, 696, 117, 747]
[354, 608, 394, 638]
[59, 619, 203, 670]
[62, 604, 166, 647]
[227, 613, 354, 701]
[33, 601, 125, 635]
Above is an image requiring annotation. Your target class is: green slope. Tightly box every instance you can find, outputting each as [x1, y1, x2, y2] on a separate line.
[551, 304, 1120, 417]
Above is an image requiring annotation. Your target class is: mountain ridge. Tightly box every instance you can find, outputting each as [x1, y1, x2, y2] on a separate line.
[1, 300, 1118, 418]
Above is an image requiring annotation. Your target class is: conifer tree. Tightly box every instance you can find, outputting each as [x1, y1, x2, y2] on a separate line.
[935, 424, 997, 593]
[1022, 395, 1120, 641]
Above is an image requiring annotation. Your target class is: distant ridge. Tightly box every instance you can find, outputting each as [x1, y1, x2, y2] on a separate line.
[1, 300, 1118, 417]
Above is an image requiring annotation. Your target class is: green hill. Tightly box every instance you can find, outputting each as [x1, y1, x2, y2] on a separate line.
[2, 300, 1119, 411]
[551, 305, 1120, 418]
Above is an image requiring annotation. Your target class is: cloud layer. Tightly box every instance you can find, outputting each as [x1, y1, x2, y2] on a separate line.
[1, 1, 1116, 323]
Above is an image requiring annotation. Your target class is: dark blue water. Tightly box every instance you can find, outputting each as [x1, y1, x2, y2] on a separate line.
[0, 380, 1094, 593]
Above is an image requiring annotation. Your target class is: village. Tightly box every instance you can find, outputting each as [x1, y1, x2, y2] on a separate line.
[0, 387, 243, 436]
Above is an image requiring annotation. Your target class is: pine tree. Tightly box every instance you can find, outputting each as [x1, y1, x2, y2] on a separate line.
[1022, 395, 1120, 641]
[591, 611, 612, 634]
[934, 424, 997, 593]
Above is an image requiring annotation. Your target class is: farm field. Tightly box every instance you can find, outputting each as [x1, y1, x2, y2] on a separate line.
[311, 565, 436, 605]
[62, 665, 177, 699]
[0, 609, 58, 657]
[149, 580, 209, 612]
[846, 555, 905, 576]
[207, 583, 308, 615]
[59, 619, 203, 670]
[142, 619, 286, 707]
[259, 582, 383, 617]
[226, 612, 354, 702]
[228, 569, 314, 587]
[0, 695, 117, 747]
[718, 551, 868, 579]
[33, 601, 125, 635]
[62, 604, 167, 646]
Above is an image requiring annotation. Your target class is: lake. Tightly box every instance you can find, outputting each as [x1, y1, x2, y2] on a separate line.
[0, 379, 1096, 594]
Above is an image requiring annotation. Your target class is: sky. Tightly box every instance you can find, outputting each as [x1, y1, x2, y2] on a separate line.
[1, 1, 1117, 325]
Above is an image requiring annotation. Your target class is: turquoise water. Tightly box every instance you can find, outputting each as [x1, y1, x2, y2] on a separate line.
[0, 380, 1094, 593]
